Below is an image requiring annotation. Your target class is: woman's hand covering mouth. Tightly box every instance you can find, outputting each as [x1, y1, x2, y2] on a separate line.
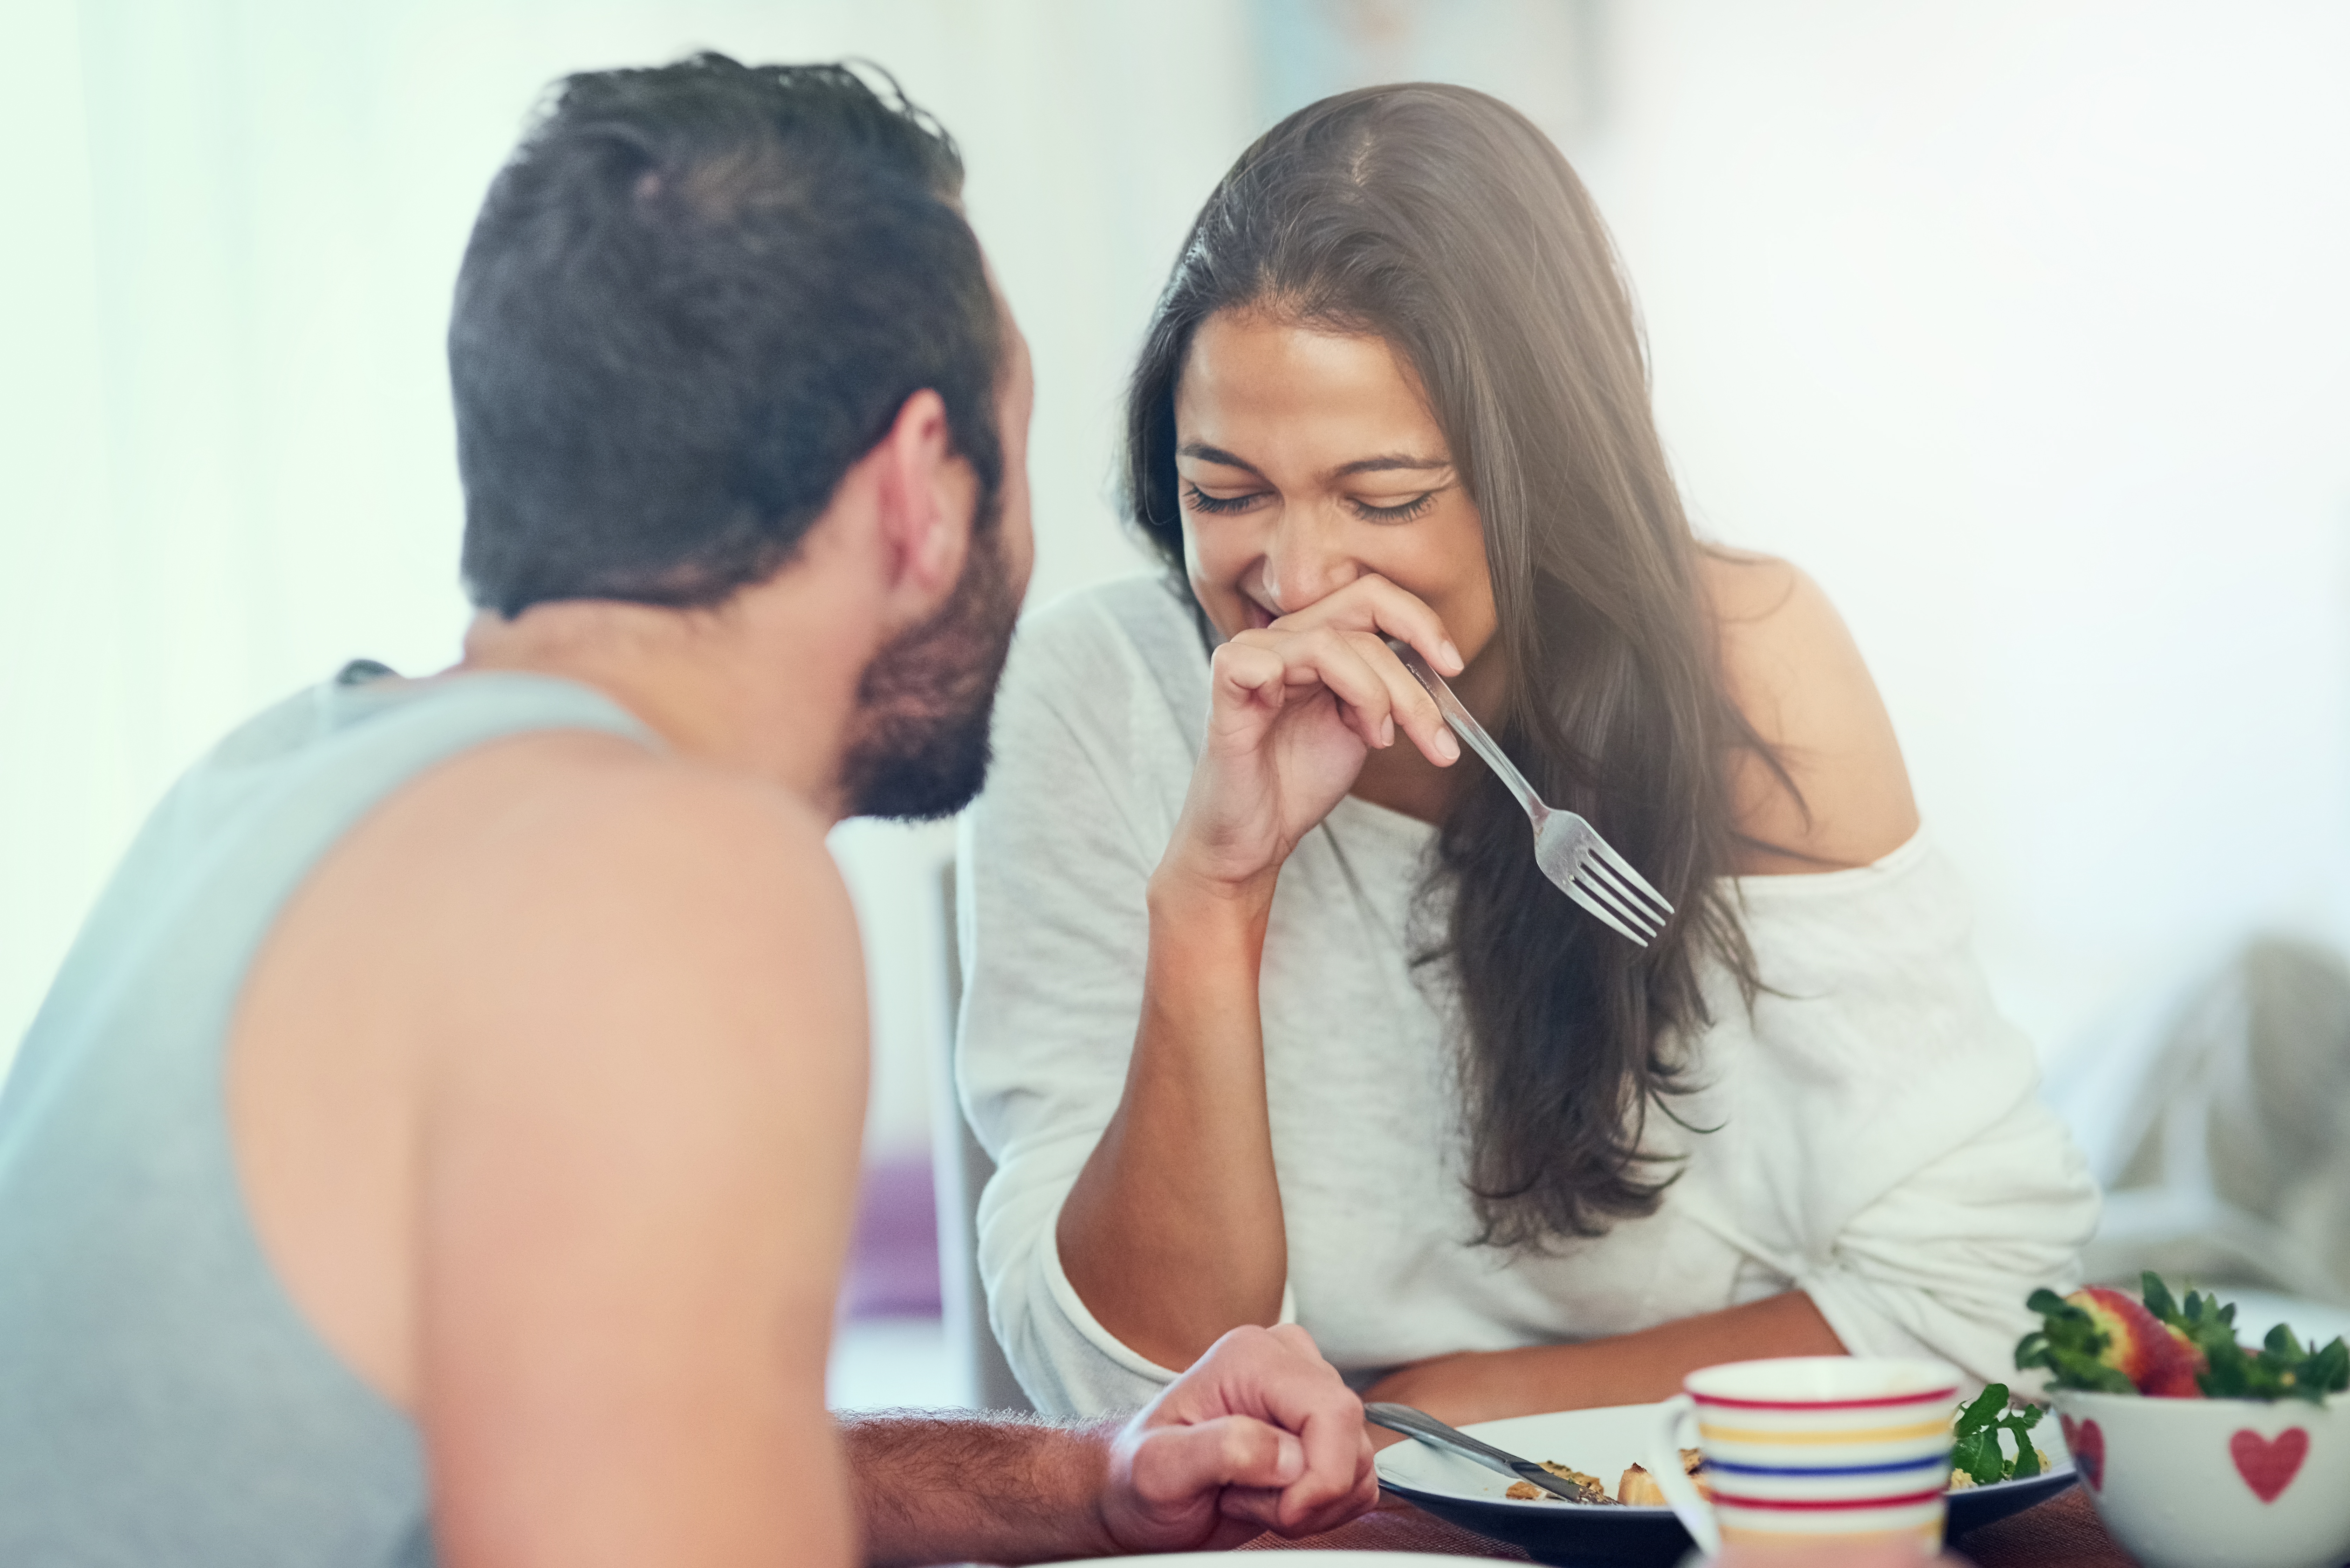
[1156, 573, 1462, 902]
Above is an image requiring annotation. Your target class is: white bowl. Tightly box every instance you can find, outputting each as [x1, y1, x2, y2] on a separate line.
[2054, 1388, 2350, 1568]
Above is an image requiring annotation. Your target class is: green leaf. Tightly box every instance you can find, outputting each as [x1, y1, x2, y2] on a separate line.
[2307, 1338, 2350, 1394]
[2025, 1288, 2075, 1318]
[1951, 1428, 2006, 1487]
[2142, 1272, 2181, 1325]
[1954, 1384, 2009, 1438]
[2016, 1292, 2136, 1394]
[2052, 1347, 2134, 1394]
[1949, 1383, 2047, 1483]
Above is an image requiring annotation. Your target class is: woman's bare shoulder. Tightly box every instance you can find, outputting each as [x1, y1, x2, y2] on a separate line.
[1697, 548, 1919, 873]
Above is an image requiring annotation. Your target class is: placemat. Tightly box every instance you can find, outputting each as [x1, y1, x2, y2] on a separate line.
[1236, 1487, 2131, 1564]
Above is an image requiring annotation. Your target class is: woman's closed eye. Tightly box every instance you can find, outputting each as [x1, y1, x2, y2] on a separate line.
[1182, 481, 1448, 522]
[1348, 490, 1441, 523]
[1182, 481, 1267, 516]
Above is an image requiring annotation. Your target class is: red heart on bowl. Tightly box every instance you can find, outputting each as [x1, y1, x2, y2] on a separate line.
[2230, 1427, 2309, 1504]
[2061, 1414, 2105, 1491]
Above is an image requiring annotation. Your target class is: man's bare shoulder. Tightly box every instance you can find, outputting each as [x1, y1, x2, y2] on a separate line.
[1697, 548, 1920, 872]
[428, 727, 840, 899]
[383, 727, 868, 1077]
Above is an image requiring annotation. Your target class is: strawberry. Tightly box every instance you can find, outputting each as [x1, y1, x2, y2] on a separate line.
[2066, 1287, 2205, 1398]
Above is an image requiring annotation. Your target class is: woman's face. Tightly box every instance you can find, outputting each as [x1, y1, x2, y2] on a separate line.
[1172, 309, 1498, 663]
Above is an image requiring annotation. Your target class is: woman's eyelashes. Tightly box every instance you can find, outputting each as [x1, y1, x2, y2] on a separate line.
[1350, 491, 1438, 523]
[1181, 481, 1264, 516]
[1179, 480, 1443, 523]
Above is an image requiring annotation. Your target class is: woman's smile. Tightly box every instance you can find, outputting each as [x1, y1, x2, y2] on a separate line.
[1172, 309, 1497, 662]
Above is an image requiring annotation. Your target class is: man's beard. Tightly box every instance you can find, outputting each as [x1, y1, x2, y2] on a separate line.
[837, 507, 1021, 822]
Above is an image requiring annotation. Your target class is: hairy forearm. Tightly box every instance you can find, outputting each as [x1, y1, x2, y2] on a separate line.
[842, 1412, 1119, 1567]
[1366, 1292, 1848, 1431]
[1056, 874, 1287, 1369]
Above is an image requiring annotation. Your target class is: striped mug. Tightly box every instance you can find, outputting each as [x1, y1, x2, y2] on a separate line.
[1645, 1355, 1960, 1563]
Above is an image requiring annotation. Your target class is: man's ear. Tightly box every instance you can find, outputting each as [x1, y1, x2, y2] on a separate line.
[867, 388, 975, 608]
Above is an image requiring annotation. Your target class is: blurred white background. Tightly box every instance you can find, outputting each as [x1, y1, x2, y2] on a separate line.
[5, 0, 2348, 1400]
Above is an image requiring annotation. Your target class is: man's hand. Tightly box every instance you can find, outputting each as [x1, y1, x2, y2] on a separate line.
[1100, 1324, 1377, 1552]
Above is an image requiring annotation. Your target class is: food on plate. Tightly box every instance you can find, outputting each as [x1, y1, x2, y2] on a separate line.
[1949, 1382, 2049, 1488]
[1540, 1460, 1607, 1494]
[1616, 1448, 1707, 1506]
[1505, 1460, 1610, 1502]
[1505, 1449, 1699, 1505]
[2016, 1272, 2350, 1403]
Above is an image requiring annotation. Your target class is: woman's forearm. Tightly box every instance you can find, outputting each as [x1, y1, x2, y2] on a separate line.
[1362, 1292, 1848, 1431]
[1056, 871, 1289, 1370]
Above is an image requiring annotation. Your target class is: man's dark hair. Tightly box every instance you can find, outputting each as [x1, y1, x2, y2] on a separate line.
[451, 54, 1002, 615]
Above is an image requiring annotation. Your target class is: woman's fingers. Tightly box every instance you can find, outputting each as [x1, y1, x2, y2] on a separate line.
[1227, 627, 1397, 751]
[1208, 636, 1289, 699]
[1252, 576, 1466, 766]
[1267, 574, 1465, 678]
[1217, 625, 1458, 767]
[1339, 629, 1458, 768]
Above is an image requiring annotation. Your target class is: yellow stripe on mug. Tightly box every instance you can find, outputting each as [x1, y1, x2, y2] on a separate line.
[1699, 1418, 1951, 1446]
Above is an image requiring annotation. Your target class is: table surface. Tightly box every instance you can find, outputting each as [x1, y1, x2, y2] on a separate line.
[1236, 1485, 2131, 1566]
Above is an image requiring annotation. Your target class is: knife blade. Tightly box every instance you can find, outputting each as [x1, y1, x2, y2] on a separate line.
[1366, 1401, 1606, 1503]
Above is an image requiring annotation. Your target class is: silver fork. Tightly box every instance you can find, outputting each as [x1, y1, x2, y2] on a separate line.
[1393, 643, 1674, 946]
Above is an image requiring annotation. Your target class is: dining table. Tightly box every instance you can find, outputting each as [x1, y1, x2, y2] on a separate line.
[1234, 1484, 2132, 1566]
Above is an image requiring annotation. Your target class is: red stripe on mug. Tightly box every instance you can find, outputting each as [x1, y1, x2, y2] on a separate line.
[1711, 1488, 1949, 1512]
[1692, 1390, 1958, 1413]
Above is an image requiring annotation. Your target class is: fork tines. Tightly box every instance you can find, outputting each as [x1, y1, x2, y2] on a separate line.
[1568, 841, 1673, 946]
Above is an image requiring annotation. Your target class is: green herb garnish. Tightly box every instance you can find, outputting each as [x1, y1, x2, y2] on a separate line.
[2013, 1288, 2134, 1394]
[2138, 1273, 2350, 1404]
[1951, 1383, 2044, 1485]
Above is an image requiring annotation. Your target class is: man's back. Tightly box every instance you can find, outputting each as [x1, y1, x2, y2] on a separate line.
[0, 666, 656, 1566]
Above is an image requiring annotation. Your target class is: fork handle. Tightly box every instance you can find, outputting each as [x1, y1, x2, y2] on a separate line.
[1393, 643, 1544, 820]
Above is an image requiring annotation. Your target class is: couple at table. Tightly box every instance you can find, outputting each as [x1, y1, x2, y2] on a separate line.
[0, 48, 2094, 1568]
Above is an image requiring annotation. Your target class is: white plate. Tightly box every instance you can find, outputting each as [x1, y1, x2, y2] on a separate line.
[1374, 1403, 2076, 1567]
[1036, 1555, 1461, 1566]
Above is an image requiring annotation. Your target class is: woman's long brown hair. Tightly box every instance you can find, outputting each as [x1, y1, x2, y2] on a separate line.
[1122, 83, 1781, 1246]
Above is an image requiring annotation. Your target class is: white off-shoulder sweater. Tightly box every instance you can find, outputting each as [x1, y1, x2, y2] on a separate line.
[956, 575, 2098, 1416]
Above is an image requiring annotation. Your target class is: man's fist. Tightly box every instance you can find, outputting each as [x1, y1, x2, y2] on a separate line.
[1098, 1323, 1378, 1553]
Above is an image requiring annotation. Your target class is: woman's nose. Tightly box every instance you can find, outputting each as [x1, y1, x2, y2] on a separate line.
[1260, 514, 1359, 614]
